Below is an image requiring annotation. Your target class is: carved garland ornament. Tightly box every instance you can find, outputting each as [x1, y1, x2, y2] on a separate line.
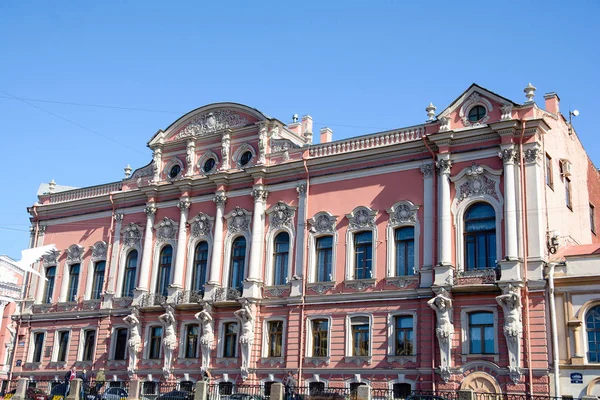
[175, 110, 249, 140]
[226, 207, 251, 237]
[346, 207, 377, 231]
[91, 241, 108, 262]
[66, 244, 85, 263]
[42, 250, 60, 267]
[267, 202, 295, 231]
[308, 212, 337, 234]
[155, 217, 178, 243]
[189, 213, 213, 238]
[456, 163, 499, 205]
[123, 223, 142, 248]
[387, 203, 418, 225]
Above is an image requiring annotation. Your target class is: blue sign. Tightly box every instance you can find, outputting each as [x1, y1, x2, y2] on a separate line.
[571, 373, 583, 384]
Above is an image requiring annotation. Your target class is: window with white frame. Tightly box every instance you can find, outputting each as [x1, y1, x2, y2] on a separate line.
[265, 202, 296, 286]
[395, 228, 415, 276]
[464, 203, 496, 271]
[350, 382, 367, 397]
[393, 315, 414, 356]
[222, 322, 238, 358]
[266, 320, 284, 357]
[345, 207, 377, 281]
[81, 329, 96, 361]
[122, 250, 138, 297]
[316, 236, 333, 282]
[272, 232, 290, 285]
[308, 212, 338, 283]
[229, 237, 246, 292]
[67, 264, 80, 302]
[91, 261, 106, 300]
[184, 324, 199, 359]
[30, 332, 45, 363]
[393, 383, 412, 398]
[192, 242, 209, 293]
[156, 246, 173, 296]
[219, 382, 234, 396]
[468, 311, 495, 354]
[113, 328, 128, 360]
[56, 330, 70, 362]
[43, 266, 56, 304]
[309, 318, 329, 357]
[586, 305, 600, 363]
[386, 201, 420, 278]
[349, 316, 370, 356]
[148, 326, 163, 359]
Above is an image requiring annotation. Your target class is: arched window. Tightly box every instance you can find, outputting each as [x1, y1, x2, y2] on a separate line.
[123, 250, 138, 297]
[273, 232, 290, 285]
[464, 203, 496, 270]
[587, 305, 600, 362]
[156, 245, 173, 296]
[395, 227, 415, 276]
[44, 266, 56, 304]
[92, 261, 106, 300]
[316, 236, 333, 282]
[192, 242, 209, 293]
[229, 237, 246, 292]
[354, 231, 373, 279]
[67, 264, 80, 302]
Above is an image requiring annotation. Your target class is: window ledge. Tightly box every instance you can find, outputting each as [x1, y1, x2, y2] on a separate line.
[141, 358, 162, 367]
[304, 357, 330, 366]
[22, 362, 41, 370]
[106, 360, 126, 367]
[215, 357, 238, 366]
[56, 301, 79, 312]
[259, 357, 284, 366]
[387, 355, 417, 365]
[48, 361, 68, 368]
[32, 303, 54, 313]
[179, 358, 200, 366]
[263, 285, 290, 298]
[344, 356, 372, 365]
[306, 282, 335, 295]
[81, 299, 101, 311]
[385, 276, 419, 289]
[113, 297, 133, 308]
[74, 360, 93, 367]
[344, 279, 376, 292]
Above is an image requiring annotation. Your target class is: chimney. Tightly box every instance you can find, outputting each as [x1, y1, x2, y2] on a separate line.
[320, 127, 333, 143]
[544, 92, 560, 115]
[301, 115, 313, 136]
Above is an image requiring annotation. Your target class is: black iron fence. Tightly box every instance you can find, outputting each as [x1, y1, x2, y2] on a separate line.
[140, 381, 195, 400]
[207, 383, 268, 400]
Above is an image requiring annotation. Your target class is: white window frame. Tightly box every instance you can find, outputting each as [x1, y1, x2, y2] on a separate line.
[305, 315, 332, 359]
[64, 262, 82, 303]
[116, 224, 143, 298]
[233, 143, 257, 169]
[261, 318, 287, 358]
[145, 324, 164, 360]
[179, 322, 201, 359]
[185, 212, 214, 292]
[581, 302, 600, 365]
[52, 329, 71, 363]
[27, 330, 46, 363]
[222, 234, 251, 290]
[164, 157, 184, 181]
[307, 212, 339, 284]
[197, 150, 220, 176]
[387, 311, 417, 358]
[109, 325, 130, 361]
[345, 314, 373, 357]
[60, 244, 84, 302]
[218, 319, 239, 359]
[460, 306, 499, 361]
[151, 242, 177, 296]
[77, 328, 98, 362]
[345, 207, 378, 281]
[85, 241, 108, 301]
[264, 228, 295, 286]
[345, 376, 370, 389]
[386, 201, 420, 278]
[388, 377, 416, 393]
[304, 376, 330, 389]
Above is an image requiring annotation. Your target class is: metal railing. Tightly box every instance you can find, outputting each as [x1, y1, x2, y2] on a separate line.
[47, 182, 122, 204]
[207, 384, 267, 400]
[213, 287, 241, 302]
[177, 290, 205, 304]
[454, 267, 500, 285]
[139, 292, 167, 307]
[141, 381, 193, 400]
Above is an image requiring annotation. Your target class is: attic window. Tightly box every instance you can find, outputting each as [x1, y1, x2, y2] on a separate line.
[169, 164, 181, 179]
[468, 105, 486, 122]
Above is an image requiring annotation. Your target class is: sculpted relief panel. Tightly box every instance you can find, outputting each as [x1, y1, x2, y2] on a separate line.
[174, 110, 250, 140]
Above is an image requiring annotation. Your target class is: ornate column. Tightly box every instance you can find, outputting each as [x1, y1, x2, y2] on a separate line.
[171, 198, 190, 290]
[204, 192, 227, 300]
[107, 213, 124, 295]
[291, 183, 307, 297]
[523, 146, 546, 278]
[185, 141, 195, 177]
[152, 149, 162, 183]
[244, 186, 268, 299]
[434, 157, 453, 286]
[135, 203, 156, 297]
[496, 284, 523, 383]
[499, 148, 522, 282]
[568, 320, 585, 364]
[428, 289, 454, 383]
[420, 163, 434, 288]
[221, 132, 231, 170]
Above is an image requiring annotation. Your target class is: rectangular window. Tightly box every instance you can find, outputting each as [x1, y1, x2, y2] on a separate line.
[394, 316, 414, 356]
[395, 227, 415, 276]
[149, 326, 163, 359]
[316, 236, 333, 282]
[32, 333, 44, 363]
[223, 322, 238, 358]
[311, 319, 328, 357]
[92, 261, 106, 300]
[469, 312, 494, 354]
[113, 328, 128, 360]
[545, 153, 553, 188]
[82, 330, 96, 361]
[351, 317, 370, 356]
[267, 321, 283, 357]
[565, 177, 572, 210]
[43, 267, 56, 304]
[57, 331, 69, 362]
[591, 204, 596, 234]
[185, 325, 199, 358]
[67, 264, 80, 302]
[354, 232, 372, 279]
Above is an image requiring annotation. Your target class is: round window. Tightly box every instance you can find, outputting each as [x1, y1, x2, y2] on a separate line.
[168, 164, 181, 179]
[240, 151, 253, 166]
[203, 158, 216, 173]
[468, 105, 486, 122]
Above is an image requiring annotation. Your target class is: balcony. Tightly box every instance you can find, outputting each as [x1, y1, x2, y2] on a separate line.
[453, 267, 500, 286]
[139, 292, 167, 307]
[213, 287, 241, 302]
[176, 289, 205, 304]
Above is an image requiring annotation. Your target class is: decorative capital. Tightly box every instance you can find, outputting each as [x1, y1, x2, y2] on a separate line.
[213, 193, 227, 207]
[501, 104, 514, 121]
[145, 204, 157, 217]
[439, 116, 451, 132]
[296, 184, 307, 196]
[523, 148, 541, 164]
[420, 163, 434, 178]
[29, 226, 35, 237]
[436, 159, 452, 175]
[499, 148, 518, 165]
[114, 213, 124, 222]
[38, 225, 47, 236]
[178, 200, 191, 212]
[251, 188, 268, 202]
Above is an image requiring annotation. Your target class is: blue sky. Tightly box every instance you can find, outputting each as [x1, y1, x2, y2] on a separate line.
[1, 1, 599, 259]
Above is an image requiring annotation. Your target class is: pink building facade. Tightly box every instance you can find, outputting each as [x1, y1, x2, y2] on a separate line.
[10, 84, 600, 397]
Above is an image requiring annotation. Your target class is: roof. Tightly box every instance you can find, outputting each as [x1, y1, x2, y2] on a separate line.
[37, 182, 79, 196]
[553, 243, 600, 260]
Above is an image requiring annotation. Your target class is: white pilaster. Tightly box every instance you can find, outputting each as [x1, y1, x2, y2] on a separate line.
[523, 147, 546, 281]
[434, 157, 453, 287]
[420, 163, 434, 288]
[244, 186, 268, 299]
[137, 203, 157, 292]
[204, 192, 227, 299]
[172, 199, 190, 289]
[500, 148, 519, 260]
[108, 213, 124, 294]
[291, 183, 307, 296]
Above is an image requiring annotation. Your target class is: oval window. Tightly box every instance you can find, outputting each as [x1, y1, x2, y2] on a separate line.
[169, 164, 181, 178]
[240, 151, 253, 166]
[468, 105, 486, 122]
[203, 158, 216, 173]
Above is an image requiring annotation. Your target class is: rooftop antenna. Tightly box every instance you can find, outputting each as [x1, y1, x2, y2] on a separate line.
[568, 109, 579, 135]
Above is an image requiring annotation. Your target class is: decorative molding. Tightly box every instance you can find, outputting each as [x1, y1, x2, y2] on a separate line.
[437, 159, 452, 175]
[385, 276, 419, 289]
[306, 282, 335, 295]
[524, 148, 541, 164]
[439, 116, 451, 132]
[259, 357, 284, 367]
[496, 284, 523, 384]
[163, 157, 184, 181]
[387, 202, 419, 225]
[386, 355, 417, 365]
[177, 200, 191, 212]
[145, 204, 157, 217]
[154, 217, 178, 243]
[345, 206, 377, 231]
[114, 213, 124, 222]
[263, 285, 289, 297]
[250, 188, 268, 202]
[344, 356, 372, 366]
[82, 299, 101, 311]
[213, 193, 227, 207]
[221, 131, 231, 170]
[189, 213, 214, 238]
[90, 241, 108, 262]
[296, 184, 307, 196]
[500, 104, 513, 121]
[266, 202, 297, 232]
[420, 163, 434, 179]
[114, 297, 133, 308]
[122, 223, 143, 248]
[175, 110, 249, 140]
[344, 279, 376, 291]
[258, 123, 267, 164]
[234, 143, 256, 169]
[42, 249, 60, 267]
[308, 212, 338, 234]
[271, 139, 299, 153]
[197, 150, 220, 176]
[304, 357, 330, 367]
[459, 92, 493, 127]
[215, 357, 238, 367]
[452, 163, 502, 207]
[499, 148, 518, 165]
[428, 289, 454, 383]
[66, 244, 85, 263]
[151, 148, 162, 183]
[225, 207, 252, 238]
[130, 163, 153, 180]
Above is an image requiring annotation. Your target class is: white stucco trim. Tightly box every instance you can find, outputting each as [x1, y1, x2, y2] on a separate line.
[386, 201, 420, 277]
[51, 328, 72, 362]
[305, 315, 333, 358]
[460, 306, 499, 357]
[150, 242, 177, 295]
[345, 313, 373, 357]
[217, 319, 239, 358]
[264, 228, 295, 286]
[261, 317, 287, 358]
[185, 236, 213, 292]
[307, 212, 338, 284]
[387, 377, 416, 391]
[77, 327, 98, 361]
[144, 324, 163, 359]
[27, 330, 46, 363]
[108, 325, 129, 361]
[178, 322, 200, 359]
[386, 311, 417, 356]
[345, 207, 378, 281]
[116, 247, 141, 298]
[221, 234, 251, 289]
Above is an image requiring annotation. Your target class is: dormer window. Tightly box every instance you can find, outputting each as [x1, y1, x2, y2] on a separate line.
[169, 164, 181, 179]
[468, 105, 486, 122]
[240, 151, 253, 166]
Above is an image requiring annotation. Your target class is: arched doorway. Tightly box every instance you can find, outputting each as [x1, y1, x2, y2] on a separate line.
[460, 371, 502, 400]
